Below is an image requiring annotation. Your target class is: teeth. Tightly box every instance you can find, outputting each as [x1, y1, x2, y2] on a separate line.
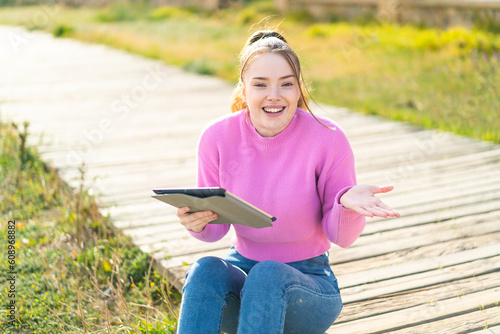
[263, 107, 284, 113]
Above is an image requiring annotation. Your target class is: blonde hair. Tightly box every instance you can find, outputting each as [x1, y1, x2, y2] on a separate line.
[231, 30, 331, 129]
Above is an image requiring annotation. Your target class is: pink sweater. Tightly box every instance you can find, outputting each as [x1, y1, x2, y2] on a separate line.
[189, 108, 366, 263]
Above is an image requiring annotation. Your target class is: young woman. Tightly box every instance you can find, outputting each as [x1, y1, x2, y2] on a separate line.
[176, 30, 399, 334]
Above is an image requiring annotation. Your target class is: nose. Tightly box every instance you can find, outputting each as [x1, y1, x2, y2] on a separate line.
[267, 85, 281, 101]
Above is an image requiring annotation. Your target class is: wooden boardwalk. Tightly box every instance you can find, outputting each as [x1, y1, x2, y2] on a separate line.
[1, 26, 499, 333]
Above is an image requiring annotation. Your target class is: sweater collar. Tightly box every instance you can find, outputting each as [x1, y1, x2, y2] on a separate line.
[243, 108, 303, 148]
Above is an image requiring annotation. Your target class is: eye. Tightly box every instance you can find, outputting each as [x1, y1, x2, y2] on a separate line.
[282, 82, 294, 87]
[254, 82, 266, 87]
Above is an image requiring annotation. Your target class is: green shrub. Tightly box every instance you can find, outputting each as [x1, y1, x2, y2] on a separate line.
[95, 2, 145, 22]
[306, 24, 330, 38]
[182, 58, 218, 75]
[53, 24, 75, 38]
[412, 29, 440, 50]
[286, 9, 316, 23]
[0, 0, 16, 6]
[148, 6, 193, 21]
[233, 1, 279, 26]
[472, 9, 500, 34]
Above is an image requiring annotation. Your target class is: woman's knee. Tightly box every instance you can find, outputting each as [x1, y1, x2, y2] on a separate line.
[244, 261, 293, 293]
[185, 257, 229, 284]
[249, 261, 295, 280]
[184, 256, 246, 294]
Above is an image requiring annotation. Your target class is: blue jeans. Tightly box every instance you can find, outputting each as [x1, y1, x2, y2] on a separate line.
[177, 247, 343, 334]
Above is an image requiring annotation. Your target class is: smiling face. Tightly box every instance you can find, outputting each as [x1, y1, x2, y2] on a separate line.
[242, 53, 301, 137]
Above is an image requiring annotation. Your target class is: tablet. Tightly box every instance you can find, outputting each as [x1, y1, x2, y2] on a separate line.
[152, 187, 276, 229]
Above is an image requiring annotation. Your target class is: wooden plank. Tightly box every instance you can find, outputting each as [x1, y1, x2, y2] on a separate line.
[327, 287, 500, 333]
[355, 143, 498, 174]
[333, 233, 500, 280]
[337, 243, 500, 289]
[470, 325, 500, 334]
[347, 123, 478, 146]
[341, 255, 500, 304]
[357, 146, 500, 178]
[355, 140, 495, 169]
[368, 173, 500, 207]
[361, 198, 500, 237]
[37, 129, 201, 154]
[369, 188, 500, 225]
[149, 238, 233, 263]
[112, 214, 177, 230]
[335, 215, 500, 265]
[141, 237, 232, 260]
[157, 217, 500, 270]
[165, 266, 191, 291]
[353, 131, 490, 159]
[126, 228, 199, 247]
[355, 146, 496, 177]
[337, 271, 500, 324]
[103, 202, 185, 223]
[360, 163, 500, 202]
[46, 144, 198, 169]
[387, 308, 500, 334]
[358, 163, 500, 196]
[159, 245, 233, 269]
[336, 120, 422, 140]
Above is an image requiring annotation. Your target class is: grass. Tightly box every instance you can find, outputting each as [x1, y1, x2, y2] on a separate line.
[0, 120, 179, 332]
[0, 2, 499, 142]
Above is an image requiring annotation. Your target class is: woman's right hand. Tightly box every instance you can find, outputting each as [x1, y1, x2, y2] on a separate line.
[176, 207, 218, 233]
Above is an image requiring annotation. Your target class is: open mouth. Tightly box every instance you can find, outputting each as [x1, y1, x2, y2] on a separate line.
[263, 107, 285, 114]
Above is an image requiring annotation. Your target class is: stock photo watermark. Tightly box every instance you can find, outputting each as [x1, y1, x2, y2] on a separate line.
[65, 64, 173, 168]
[5, 220, 18, 327]
[6, 0, 62, 53]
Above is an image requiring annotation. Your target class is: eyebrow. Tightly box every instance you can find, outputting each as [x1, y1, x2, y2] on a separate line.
[251, 74, 295, 80]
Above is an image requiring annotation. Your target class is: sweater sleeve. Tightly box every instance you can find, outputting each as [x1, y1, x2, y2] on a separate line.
[187, 128, 231, 242]
[318, 140, 366, 248]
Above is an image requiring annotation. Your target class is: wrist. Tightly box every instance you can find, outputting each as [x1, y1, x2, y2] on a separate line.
[337, 186, 352, 206]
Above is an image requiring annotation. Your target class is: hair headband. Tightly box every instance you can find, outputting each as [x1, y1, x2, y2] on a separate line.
[262, 33, 277, 39]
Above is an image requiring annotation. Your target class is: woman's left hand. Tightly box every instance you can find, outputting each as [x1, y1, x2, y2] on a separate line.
[340, 184, 400, 218]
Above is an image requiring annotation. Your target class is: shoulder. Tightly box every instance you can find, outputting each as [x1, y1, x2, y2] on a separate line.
[200, 110, 244, 137]
[296, 110, 355, 173]
[198, 110, 244, 147]
[296, 109, 350, 146]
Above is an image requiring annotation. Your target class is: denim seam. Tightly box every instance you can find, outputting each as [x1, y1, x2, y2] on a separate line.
[305, 259, 328, 265]
[284, 284, 341, 299]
